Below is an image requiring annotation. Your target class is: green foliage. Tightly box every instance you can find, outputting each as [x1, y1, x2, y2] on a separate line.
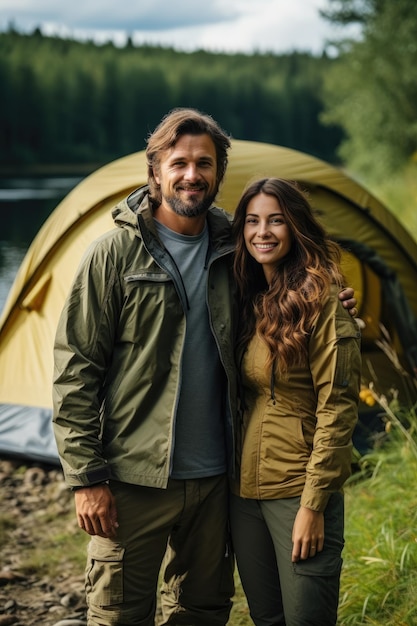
[320, 0, 417, 180]
[369, 162, 417, 237]
[0, 27, 343, 168]
[320, 0, 386, 26]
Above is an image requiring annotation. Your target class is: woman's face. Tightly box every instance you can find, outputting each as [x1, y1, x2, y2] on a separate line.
[243, 192, 292, 283]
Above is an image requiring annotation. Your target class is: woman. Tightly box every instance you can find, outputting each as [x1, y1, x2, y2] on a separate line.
[230, 178, 361, 626]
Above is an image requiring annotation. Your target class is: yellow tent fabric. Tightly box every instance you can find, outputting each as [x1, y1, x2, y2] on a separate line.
[1, 139, 416, 461]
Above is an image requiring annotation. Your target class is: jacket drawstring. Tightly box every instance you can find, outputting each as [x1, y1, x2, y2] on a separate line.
[270, 359, 276, 404]
[238, 348, 248, 420]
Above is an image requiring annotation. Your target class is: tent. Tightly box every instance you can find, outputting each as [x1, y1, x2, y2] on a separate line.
[1, 139, 417, 464]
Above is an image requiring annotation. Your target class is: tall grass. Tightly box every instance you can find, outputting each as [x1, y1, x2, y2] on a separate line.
[338, 401, 417, 625]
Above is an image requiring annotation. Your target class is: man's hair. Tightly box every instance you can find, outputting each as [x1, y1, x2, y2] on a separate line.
[146, 108, 231, 205]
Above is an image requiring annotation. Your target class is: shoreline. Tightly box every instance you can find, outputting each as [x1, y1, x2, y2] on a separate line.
[0, 163, 105, 178]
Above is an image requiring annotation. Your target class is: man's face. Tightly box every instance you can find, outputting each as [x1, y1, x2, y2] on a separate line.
[154, 133, 218, 218]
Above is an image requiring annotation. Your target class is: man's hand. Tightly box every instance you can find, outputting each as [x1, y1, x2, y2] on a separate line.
[74, 484, 119, 539]
[339, 287, 357, 317]
[291, 506, 324, 563]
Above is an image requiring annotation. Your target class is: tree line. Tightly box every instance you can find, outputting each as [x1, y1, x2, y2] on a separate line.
[0, 28, 343, 169]
[2, 0, 416, 181]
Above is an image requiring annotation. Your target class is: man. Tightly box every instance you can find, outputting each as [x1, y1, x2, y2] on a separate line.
[52, 108, 356, 626]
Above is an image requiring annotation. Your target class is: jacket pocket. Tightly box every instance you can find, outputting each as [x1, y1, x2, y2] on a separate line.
[334, 317, 361, 388]
[119, 270, 180, 343]
[85, 537, 125, 607]
[124, 270, 171, 283]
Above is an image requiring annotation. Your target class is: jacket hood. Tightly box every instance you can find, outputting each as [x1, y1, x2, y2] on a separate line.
[111, 184, 151, 232]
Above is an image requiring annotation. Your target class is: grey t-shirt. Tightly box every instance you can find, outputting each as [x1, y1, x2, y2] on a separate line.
[155, 220, 227, 478]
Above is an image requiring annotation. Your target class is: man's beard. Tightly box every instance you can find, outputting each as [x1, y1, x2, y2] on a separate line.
[165, 185, 217, 218]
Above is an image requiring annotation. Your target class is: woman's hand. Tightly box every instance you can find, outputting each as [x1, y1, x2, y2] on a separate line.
[291, 506, 324, 562]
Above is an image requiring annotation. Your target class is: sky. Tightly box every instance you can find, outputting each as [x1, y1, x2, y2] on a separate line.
[0, 0, 354, 56]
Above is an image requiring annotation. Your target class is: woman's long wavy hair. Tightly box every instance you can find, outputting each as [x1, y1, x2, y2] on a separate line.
[232, 178, 345, 375]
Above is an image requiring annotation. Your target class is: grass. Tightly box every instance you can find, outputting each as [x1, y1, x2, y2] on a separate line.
[338, 407, 417, 625]
[19, 518, 88, 577]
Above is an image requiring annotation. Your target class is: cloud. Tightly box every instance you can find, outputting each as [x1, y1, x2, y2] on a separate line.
[0, 0, 339, 54]
[189, 2, 332, 54]
[0, 0, 240, 31]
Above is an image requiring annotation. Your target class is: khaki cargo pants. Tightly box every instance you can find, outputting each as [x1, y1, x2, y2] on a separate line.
[85, 475, 234, 626]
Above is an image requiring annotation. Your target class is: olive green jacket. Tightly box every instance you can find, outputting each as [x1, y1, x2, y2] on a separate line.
[234, 286, 361, 512]
[52, 186, 237, 489]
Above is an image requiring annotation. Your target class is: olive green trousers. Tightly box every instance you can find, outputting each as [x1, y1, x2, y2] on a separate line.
[230, 492, 344, 626]
[85, 475, 234, 626]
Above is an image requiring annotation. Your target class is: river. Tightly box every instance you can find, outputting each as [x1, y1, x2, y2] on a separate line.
[0, 176, 84, 315]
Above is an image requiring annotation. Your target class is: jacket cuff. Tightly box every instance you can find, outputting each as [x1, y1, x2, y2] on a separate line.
[300, 488, 331, 512]
[68, 466, 111, 490]
[71, 480, 109, 491]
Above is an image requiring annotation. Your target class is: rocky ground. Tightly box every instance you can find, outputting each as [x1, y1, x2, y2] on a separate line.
[0, 460, 247, 626]
[0, 459, 87, 626]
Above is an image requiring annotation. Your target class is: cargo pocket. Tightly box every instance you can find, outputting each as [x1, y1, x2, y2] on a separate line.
[292, 551, 343, 578]
[85, 537, 125, 607]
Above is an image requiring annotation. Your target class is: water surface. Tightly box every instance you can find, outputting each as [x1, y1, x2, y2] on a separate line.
[0, 176, 83, 315]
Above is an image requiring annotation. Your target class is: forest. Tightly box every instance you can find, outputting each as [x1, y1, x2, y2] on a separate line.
[0, 28, 343, 169]
[0, 0, 416, 188]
